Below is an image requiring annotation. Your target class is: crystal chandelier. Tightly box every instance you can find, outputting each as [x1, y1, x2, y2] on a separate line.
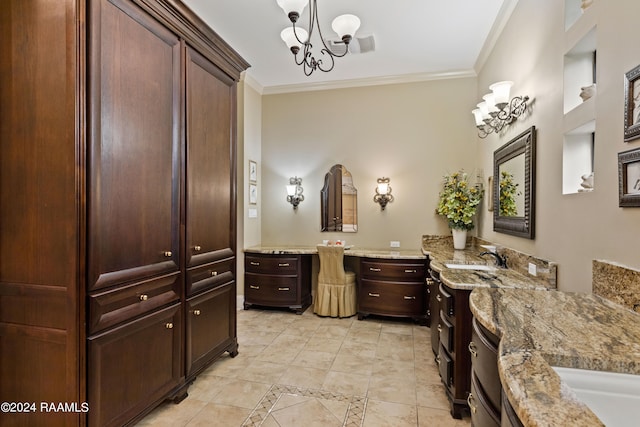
[276, 0, 361, 76]
[472, 81, 530, 139]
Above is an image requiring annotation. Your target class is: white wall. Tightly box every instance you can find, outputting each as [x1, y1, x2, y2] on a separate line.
[260, 78, 480, 250]
[476, 0, 640, 292]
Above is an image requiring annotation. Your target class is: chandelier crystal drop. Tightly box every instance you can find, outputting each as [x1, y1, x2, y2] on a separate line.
[276, 0, 361, 76]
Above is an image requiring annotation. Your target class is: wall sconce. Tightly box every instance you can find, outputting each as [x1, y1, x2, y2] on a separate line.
[373, 177, 394, 210]
[286, 176, 304, 209]
[472, 81, 530, 139]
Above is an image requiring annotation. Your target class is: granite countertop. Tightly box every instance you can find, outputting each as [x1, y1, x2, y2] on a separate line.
[421, 236, 556, 291]
[244, 245, 426, 259]
[470, 287, 640, 427]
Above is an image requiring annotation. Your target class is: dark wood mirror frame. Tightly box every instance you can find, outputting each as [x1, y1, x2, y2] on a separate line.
[493, 126, 536, 239]
[321, 164, 358, 232]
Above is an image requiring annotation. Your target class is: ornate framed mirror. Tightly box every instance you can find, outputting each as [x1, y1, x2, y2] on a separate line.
[321, 164, 358, 232]
[493, 126, 536, 239]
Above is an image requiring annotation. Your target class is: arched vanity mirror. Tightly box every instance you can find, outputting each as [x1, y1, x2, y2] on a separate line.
[321, 164, 358, 232]
[493, 126, 536, 239]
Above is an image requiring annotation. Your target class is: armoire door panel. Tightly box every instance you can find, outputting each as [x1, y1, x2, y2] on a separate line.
[185, 46, 236, 268]
[87, 0, 182, 290]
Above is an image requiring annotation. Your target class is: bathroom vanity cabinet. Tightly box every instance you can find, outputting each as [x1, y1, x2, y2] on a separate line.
[357, 257, 428, 324]
[436, 282, 473, 419]
[244, 253, 313, 314]
[468, 318, 502, 427]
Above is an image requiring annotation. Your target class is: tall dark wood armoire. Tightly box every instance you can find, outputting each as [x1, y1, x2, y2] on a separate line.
[0, 0, 249, 425]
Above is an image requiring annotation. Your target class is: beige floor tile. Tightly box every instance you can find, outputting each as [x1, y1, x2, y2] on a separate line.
[134, 399, 207, 426]
[303, 335, 344, 353]
[322, 370, 371, 396]
[372, 358, 415, 380]
[185, 403, 252, 427]
[367, 375, 417, 405]
[417, 406, 470, 426]
[278, 365, 329, 389]
[363, 400, 419, 427]
[416, 381, 451, 411]
[270, 396, 343, 427]
[235, 360, 289, 384]
[291, 349, 336, 369]
[330, 350, 375, 375]
[209, 378, 272, 409]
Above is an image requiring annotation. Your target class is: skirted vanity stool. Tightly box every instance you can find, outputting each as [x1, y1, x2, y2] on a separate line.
[314, 245, 357, 318]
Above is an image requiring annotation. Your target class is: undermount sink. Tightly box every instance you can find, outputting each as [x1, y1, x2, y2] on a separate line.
[553, 366, 640, 427]
[444, 262, 493, 271]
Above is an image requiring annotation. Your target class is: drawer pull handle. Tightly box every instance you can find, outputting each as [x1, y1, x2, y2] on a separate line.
[426, 278, 434, 285]
[163, 251, 172, 257]
[194, 245, 201, 251]
[250, 285, 260, 289]
[467, 393, 477, 414]
[437, 324, 442, 333]
[278, 287, 290, 291]
[435, 355, 441, 366]
[369, 267, 381, 272]
[139, 294, 148, 302]
[165, 323, 173, 329]
[469, 341, 478, 357]
[211, 271, 218, 276]
[250, 261, 260, 266]
[404, 269, 417, 273]
[368, 292, 380, 297]
[403, 296, 416, 300]
[193, 309, 201, 316]
[436, 294, 442, 302]
[278, 263, 290, 267]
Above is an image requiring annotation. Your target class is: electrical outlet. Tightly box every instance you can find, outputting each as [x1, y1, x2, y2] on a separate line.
[390, 241, 400, 248]
[528, 263, 537, 276]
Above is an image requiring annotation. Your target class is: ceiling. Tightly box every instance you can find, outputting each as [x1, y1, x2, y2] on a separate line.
[183, 0, 517, 94]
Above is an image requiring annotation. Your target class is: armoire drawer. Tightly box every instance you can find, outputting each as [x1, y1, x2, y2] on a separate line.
[186, 257, 235, 297]
[359, 279, 425, 316]
[88, 272, 181, 334]
[439, 283, 455, 317]
[469, 372, 500, 427]
[439, 311, 455, 353]
[438, 344, 454, 388]
[245, 255, 298, 275]
[245, 273, 298, 305]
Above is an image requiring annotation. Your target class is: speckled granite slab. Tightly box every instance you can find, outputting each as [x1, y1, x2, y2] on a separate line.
[421, 235, 556, 290]
[244, 245, 426, 259]
[470, 287, 640, 427]
[593, 259, 640, 312]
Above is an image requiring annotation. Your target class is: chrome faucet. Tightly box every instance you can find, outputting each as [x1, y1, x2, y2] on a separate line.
[479, 251, 508, 268]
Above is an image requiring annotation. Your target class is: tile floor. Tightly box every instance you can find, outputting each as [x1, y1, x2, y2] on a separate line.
[135, 304, 470, 427]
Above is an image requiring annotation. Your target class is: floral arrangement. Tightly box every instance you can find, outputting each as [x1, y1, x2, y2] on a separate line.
[436, 170, 483, 230]
[499, 171, 521, 216]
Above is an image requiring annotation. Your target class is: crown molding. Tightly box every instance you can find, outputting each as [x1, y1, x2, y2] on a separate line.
[261, 69, 477, 95]
[240, 71, 264, 95]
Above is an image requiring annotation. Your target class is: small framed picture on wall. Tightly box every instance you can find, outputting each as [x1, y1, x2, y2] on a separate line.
[249, 183, 257, 205]
[623, 64, 640, 142]
[249, 160, 257, 183]
[618, 147, 640, 207]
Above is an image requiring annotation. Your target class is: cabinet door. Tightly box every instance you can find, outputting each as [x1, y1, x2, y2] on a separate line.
[88, 0, 182, 291]
[186, 282, 237, 377]
[185, 46, 237, 268]
[88, 303, 182, 427]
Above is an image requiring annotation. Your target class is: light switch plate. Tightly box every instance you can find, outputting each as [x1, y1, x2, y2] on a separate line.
[248, 208, 257, 218]
[528, 262, 537, 276]
[390, 241, 400, 248]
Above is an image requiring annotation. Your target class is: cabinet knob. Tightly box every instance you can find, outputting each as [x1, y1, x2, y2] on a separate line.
[163, 251, 172, 257]
[403, 296, 416, 300]
[278, 287, 290, 291]
[426, 278, 434, 285]
[250, 285, 259, 289]
[278, 263, 290, 267]
[436, 294, 442, 302]
[194, 245, 201, 251]
[139, 294, 148, 301]
[469, 341, 478, 357]
[368, 292, 380, 297]
[404, 269, 417, 273]
[435, 355, 441, 366]
[193, 309, 201, 316]
[369, 267, 381, 272]
[211, 271, 218, 277]
[467, 393, 477, 414]
[437, 324, 442, 333]
[250, 261, 260, 266]
[165, 323, 173, 329]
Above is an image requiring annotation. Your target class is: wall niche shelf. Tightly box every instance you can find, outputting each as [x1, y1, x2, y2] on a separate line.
[563, 121, 595, 195]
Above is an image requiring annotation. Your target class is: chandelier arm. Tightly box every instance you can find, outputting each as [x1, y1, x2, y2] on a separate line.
[316, 49, 336, 73]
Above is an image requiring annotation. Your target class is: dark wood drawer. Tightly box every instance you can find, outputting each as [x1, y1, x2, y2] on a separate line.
[471, 318, 501, 412]
[438, 344, 453, 388]
[439, 310, 455, 353]
[439, 283, 455, 317]
[186, 257, 234, 297]
[359, 279, 426, 316]
[361, 259, 426, 281]
[245, 273, 298, 305]
[88, 272, 181, 334]
[469, 372, 500, 427]
[246, 255, 298, 274]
